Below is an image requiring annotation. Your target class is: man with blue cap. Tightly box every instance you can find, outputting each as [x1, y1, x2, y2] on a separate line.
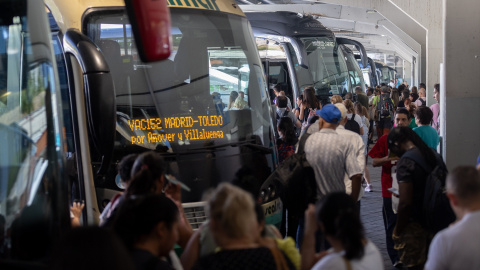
[300, 104, 363, 263]
[303, 104, 363, 202]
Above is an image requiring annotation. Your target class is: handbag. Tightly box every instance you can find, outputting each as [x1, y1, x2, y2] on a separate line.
[269, 246, 289, 270]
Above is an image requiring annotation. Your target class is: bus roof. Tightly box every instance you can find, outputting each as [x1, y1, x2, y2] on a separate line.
[46, 0, 245, 33]
[246, 11, 334, 38]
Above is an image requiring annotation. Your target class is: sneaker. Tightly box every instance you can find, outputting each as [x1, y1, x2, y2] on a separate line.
[393, 260, 403, 269]
[364, 184, 372, 192]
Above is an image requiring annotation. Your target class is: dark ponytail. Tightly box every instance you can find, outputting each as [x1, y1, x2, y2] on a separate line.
[112, 194, 179, 250]
[317, 192, 365, 260]
[387, 127, 437, 168]
[126, 151, 167, 196]
[126, 169, 157, 196]
[117, 153, 138, 184]
[278, 117, 298, 145]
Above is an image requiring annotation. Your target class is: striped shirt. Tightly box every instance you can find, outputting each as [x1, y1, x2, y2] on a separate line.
[305, 128, 363, 200]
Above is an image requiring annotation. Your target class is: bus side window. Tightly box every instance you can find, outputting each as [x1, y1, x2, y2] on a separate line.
[52, 34, 74, 153]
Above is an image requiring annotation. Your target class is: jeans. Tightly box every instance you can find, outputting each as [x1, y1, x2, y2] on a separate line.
[383, 197, 399, 264]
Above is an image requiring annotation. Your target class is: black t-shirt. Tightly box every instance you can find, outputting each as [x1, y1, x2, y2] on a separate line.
[131, 249, 174, 270]
[396, 148, 429, 226]
[192, 247, 295, 270]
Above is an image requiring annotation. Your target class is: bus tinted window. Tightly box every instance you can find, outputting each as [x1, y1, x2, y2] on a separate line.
[297, 37, 349, 95]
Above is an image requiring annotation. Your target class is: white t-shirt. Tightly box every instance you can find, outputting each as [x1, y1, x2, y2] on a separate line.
[425, 211, 480, 270]
[312, 240, 384, 270]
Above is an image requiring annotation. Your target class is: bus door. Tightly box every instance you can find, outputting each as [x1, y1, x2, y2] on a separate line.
[256, 38, 295, 107]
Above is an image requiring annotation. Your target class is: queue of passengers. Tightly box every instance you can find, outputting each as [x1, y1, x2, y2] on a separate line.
[52, 82, 480, 270]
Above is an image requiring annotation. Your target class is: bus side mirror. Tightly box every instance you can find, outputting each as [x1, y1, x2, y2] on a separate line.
[124, 0, 171, 62]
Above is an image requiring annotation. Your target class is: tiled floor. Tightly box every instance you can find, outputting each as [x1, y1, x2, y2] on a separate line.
[361, 154, 397, 270]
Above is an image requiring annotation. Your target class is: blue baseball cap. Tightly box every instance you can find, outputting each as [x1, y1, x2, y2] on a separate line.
[317, 104, 342, 124]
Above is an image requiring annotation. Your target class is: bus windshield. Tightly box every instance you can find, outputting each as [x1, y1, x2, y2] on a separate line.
[342, 46, 366, 92]
[85, 8, 274, 203]
[379, 66, 395, 84]
[85, 8, 271, 153]
[289, 36, 349, 96]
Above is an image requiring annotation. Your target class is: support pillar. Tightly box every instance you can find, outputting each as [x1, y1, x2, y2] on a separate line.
[442, 0, 480, 169]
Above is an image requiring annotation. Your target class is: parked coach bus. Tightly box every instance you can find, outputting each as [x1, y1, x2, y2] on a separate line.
[1, 0, 279, 264]
[246, 11, 364, 106]
[337, 37, 368, 94]
[45, 0, 277, 227]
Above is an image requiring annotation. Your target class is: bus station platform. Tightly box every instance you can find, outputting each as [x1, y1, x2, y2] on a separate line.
[361, 150, 396, 270]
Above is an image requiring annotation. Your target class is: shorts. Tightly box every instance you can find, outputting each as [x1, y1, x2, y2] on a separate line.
[392, 222, 432, 268]
[378, 117, 393, 129]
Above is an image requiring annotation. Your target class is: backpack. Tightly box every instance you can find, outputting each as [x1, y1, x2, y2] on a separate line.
[402, 150, 456, 234]
[345, 113, 360, 134]
[261, 134, 317, 217]
[419, 97, 426, 106]
[377, 94, 394, 118]
[276, 109, 289, 121]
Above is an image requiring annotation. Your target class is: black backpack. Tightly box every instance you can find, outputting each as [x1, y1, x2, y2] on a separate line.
[419, 98, 426, 106]
[378, 94, 394, 118]
[345, 113, 360, 134]
[402, 150, 456, 234]
[276, 109, 289, 121]
[261, 134, 317, 217]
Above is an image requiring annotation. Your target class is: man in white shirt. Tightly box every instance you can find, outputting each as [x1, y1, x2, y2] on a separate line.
[273, 84, 293, 110]
[425, 166, 480, 270]
[299, 104, 362, 249]
[334, 103, 365, 203]
[304, 104, 363, 202]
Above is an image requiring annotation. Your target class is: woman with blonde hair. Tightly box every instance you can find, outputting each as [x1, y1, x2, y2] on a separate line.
[355, 102, 372, 192]
[343, 99, 364, 135]
[330, 95, 343, 104]
[390, 88, 399, 108]
[226, 91, 238, 110]
[193, 183, 295, 270]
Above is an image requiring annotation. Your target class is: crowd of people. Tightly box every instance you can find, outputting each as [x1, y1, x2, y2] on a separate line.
[53, 82, 480, 270]
[270, 81, 477, 270]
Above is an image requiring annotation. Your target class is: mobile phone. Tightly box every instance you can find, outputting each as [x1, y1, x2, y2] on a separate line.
[164, 174, 191, 192]
[387, 187, 399, 196]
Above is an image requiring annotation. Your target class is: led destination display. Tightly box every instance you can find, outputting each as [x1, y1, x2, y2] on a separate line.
[128, 115, 224, 144]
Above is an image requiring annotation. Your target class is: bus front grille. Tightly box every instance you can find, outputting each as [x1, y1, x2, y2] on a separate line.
[183, 201, 208, 229]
